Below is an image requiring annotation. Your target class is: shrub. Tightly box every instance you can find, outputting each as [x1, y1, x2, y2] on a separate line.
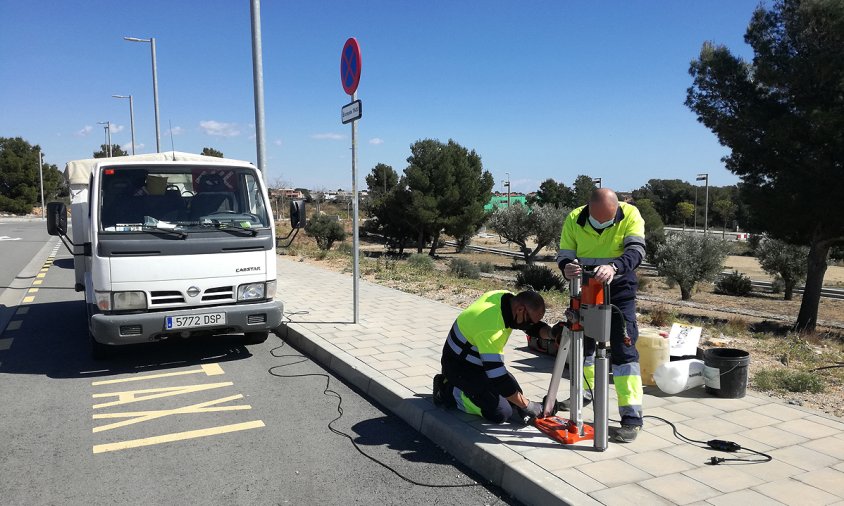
[653, 233, 731, 300]
[715, 270, 753, 296]
[335, 242, 353, 255]
[647, 305, 676, 327]
[477, 261, 495, 273]
[754, 369, 824, 393]
[449, 258, 480, 279]
[515, 264, 564, 291]
[305, 214, 346, 250]
[637, 272, 653, 292]
[407, 253, 434, 271]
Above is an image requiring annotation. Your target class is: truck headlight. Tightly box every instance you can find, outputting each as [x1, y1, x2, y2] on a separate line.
[237, 282, 266, 301]
[113, 291, 148, 311]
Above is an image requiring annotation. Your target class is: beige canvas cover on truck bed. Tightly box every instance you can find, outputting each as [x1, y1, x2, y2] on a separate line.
[65, 151, 255, 185]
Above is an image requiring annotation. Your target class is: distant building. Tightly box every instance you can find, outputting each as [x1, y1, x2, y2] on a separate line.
[270, 188, 305, 200]
[485, 193, 527, 212]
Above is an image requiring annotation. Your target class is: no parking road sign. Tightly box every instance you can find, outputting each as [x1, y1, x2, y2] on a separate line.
[340, 37, 361, 96]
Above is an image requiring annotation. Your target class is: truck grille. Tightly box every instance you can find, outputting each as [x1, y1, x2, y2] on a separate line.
[202, 286, 234, 302]
[247, 314, 267, 325]
[150, 291, 185, 305]
[148, 285, 235, 307]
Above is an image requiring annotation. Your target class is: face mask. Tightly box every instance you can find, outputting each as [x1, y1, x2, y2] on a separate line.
[589, 215, 614, 230]
[512, 308, 533, 330]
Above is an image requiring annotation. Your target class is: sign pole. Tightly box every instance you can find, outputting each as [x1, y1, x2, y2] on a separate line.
[351, 90, 359, 323]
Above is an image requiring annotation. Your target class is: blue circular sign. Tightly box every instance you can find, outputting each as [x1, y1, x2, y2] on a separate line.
[340, 38, 361, 95]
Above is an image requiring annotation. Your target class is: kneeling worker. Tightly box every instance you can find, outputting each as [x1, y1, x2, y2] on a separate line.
[433, 290, 556, 424]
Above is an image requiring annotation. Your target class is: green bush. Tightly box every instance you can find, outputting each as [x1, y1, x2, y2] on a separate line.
[715, 270, 753, 296]
[305, 214, 346, 250]
[754, 369, 824, 393]
[515, 265, 564, 292]
[407, 253, 434, 271]
[449, 258, 480, 279]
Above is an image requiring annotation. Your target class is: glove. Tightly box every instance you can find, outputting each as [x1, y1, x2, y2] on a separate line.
[517, 400, 543, 424]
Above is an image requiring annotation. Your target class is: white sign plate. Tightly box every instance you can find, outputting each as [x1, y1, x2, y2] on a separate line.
[341, 100, 362, 124]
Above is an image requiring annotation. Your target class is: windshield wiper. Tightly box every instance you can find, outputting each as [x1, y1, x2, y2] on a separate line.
[140, 225, 188, 239]
[213, 224, 259, 237]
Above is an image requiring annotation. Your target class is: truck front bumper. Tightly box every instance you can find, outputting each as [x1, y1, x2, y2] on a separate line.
[90, 300, 283, 345]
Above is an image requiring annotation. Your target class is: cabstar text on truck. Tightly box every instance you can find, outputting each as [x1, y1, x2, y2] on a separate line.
[46, 152, 283, 358]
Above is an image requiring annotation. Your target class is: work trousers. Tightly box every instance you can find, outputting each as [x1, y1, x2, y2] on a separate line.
[583, 296, 644, 426]
[441, 350, 519, 424]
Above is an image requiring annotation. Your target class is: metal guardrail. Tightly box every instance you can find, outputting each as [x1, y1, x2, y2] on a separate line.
[444, 241, 844, 301]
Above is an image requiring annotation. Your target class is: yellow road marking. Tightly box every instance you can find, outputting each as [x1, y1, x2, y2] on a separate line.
[92, 420, 265, 454]
[6, 321, 22, 331]
[36, 273, 45, 279]
[33, 280, 43, 286]
[93, 382, 233, 409]
[15, 307, 29, 315]
[0, 339, 12, 351]
[27, 288, 38, 293]
[93, 394, 250, 432]
[92, 363, 225, 386]
[22, 296, 34, 303]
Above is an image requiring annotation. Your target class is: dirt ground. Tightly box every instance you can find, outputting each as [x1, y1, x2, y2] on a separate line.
[292, 235, 844, 419]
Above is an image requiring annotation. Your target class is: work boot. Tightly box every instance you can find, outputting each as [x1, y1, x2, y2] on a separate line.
[614, 424, 641, 443]
[558, 396, 592, 411]
[433, 374, 453, 408]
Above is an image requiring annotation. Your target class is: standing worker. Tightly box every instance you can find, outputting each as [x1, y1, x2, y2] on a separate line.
[433, 290, 558, 424]
[557, 188, 646, 442]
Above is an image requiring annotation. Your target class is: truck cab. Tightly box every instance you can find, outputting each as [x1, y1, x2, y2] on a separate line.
[47, 152, 282, 358]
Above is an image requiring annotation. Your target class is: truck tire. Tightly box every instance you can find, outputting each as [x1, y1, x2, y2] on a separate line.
[244, 331, 269, 345]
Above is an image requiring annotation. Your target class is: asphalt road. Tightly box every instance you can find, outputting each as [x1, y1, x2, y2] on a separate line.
[0, 232, 519, 505]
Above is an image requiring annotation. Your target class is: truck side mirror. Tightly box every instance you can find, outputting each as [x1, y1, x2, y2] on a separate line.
[46, 202, 67, 236]
[289, 200, 306, 229]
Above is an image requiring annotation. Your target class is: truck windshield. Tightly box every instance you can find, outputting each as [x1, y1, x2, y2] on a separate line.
[99, 166, 271, 233]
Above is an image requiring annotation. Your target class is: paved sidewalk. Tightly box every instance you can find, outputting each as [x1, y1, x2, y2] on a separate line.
[276, 257, 844, 506]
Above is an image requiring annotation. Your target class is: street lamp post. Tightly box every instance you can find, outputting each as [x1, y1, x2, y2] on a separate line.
[696, 173, 709, 235]
[124, 36, 160, 153]
[37, 149, 45, 219]
[112, 94, 135, 155]
[504, 172, 511, 208]
[98, 121, 112, 157]
[594, 177, 602, 189]
[693, 186, 698, 232]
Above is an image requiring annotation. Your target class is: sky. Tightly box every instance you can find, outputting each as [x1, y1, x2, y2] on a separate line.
[0, 1, 766, 193]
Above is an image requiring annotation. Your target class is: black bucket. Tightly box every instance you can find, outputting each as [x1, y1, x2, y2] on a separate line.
[703, 348, 750, 398]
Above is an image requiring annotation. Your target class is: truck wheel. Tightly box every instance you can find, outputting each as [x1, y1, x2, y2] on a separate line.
[244, 331, 269, 345]
[90, 334, 113, 360]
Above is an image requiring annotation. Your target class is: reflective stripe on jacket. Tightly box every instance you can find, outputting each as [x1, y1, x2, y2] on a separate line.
[556, 201, 646, 301]
[444, 290, 520, 397]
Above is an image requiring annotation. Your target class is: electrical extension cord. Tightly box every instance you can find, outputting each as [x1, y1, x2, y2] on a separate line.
[270, 314, 507, 497]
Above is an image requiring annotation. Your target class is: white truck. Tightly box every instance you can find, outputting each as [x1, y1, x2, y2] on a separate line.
[46, 151, 284, 358]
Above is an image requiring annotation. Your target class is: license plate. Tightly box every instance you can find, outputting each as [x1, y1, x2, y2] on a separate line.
[165, 312, 226, 330]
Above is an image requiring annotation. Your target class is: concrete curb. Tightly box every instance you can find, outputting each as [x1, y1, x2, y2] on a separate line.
[281, 321, 597, 506]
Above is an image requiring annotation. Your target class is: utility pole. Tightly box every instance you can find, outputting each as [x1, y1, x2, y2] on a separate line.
[124, 36, 161, 153]
[693, 186, 698, 232]
[112, 95, 135, 155]
[249, 0, 268, 185]
[98, 121, 112, 156]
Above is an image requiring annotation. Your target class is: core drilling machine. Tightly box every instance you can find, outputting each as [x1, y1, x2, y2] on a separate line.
[533, 269, 611, 451]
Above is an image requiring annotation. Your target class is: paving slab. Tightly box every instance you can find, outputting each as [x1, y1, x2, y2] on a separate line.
[276, 257, 844, 506]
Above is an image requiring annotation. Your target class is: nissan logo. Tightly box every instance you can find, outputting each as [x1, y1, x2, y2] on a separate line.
[187, 286, 201, 297]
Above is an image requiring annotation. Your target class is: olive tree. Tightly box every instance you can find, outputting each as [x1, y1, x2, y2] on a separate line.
[487, 204, 567, 264]
[755, 235, 809, 300]
[654, 233, 731, 300]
